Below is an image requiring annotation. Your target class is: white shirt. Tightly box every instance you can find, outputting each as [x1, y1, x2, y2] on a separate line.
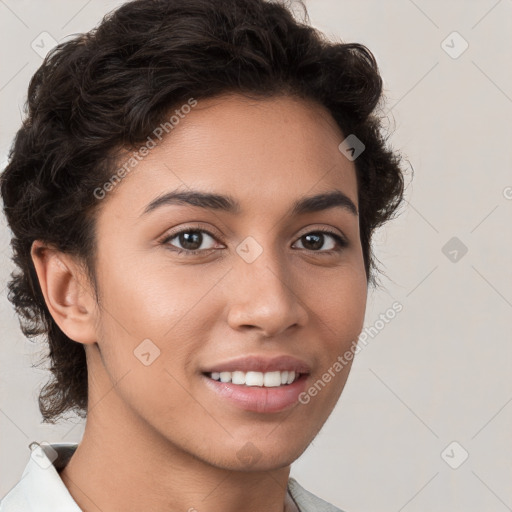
[0, 442, 344, 512]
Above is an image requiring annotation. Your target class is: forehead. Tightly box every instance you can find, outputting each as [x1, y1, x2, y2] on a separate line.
[99, 93, 358, 221]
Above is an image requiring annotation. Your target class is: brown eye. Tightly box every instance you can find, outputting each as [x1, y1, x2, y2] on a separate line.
[161, 228, 219, 255]
[294, 230, 347, 252]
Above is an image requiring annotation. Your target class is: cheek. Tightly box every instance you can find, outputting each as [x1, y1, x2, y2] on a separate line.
[98, 254, 221, 341]
[316, 264, 368, 345]
[95, 255, 230, 375]
[302, 265, 367, 405]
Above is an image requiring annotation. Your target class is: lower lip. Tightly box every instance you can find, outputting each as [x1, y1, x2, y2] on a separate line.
[201, 373, 309, 413]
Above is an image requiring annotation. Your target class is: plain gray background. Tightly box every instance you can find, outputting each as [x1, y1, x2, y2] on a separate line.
[1, 1, 511, 510]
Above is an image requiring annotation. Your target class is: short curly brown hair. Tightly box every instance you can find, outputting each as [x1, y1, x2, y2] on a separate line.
[0, 0, 408, 424]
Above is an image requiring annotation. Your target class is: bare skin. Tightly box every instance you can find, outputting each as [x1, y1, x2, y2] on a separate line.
[31, 93, 368, 512]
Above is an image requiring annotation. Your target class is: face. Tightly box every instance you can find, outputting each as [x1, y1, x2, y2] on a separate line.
[83, 93, 367, 470]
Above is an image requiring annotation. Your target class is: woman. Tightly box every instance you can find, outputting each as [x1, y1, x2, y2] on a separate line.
[0, 0, 406, 510]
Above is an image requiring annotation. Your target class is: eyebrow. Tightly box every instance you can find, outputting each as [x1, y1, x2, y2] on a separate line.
[140, 189, 358, 217]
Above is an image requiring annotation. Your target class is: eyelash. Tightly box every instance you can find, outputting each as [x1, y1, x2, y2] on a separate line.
[160, 225, 348, 256]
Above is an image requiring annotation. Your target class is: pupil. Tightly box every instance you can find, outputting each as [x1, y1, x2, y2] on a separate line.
[304, 233, 323, 250]
[180, 231, 202, 250]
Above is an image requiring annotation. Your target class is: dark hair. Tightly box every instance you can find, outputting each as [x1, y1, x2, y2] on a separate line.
[0, 0, 408, 424]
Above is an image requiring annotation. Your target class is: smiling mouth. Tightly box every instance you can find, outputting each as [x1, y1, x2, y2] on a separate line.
[203, 370, 304, 387]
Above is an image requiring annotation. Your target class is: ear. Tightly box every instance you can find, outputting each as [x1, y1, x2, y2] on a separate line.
[30, 240, 99, 345]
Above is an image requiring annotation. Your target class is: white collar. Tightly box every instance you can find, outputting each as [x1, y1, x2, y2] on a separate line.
[1, 442, 81, 511]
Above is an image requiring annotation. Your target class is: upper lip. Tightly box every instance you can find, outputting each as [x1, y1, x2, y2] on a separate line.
[201, 354, 311, 374]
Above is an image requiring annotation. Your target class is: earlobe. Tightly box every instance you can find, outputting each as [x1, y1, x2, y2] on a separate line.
[30, 240, 98, 345]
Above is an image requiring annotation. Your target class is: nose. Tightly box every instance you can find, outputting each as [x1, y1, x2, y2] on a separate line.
[226, 246, 309, 338]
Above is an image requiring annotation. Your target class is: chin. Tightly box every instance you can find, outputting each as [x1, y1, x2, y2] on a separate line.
[210, 437, 311, 473]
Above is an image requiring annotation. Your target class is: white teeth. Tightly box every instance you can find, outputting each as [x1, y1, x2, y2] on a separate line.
[220, 371, 231, 383]
[207, 370, 299, 387]
[263, 371, 281, 387]
[245, 371, 263, 386]
[232, 371, 246, 385]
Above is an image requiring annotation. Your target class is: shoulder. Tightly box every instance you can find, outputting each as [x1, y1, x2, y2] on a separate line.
[287, 477, 348, 512]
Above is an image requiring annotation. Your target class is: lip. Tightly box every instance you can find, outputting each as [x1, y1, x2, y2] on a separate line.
[200, 354, 312, 374]
[200, 354, 312, 413]
[201, 372, 309, 413]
